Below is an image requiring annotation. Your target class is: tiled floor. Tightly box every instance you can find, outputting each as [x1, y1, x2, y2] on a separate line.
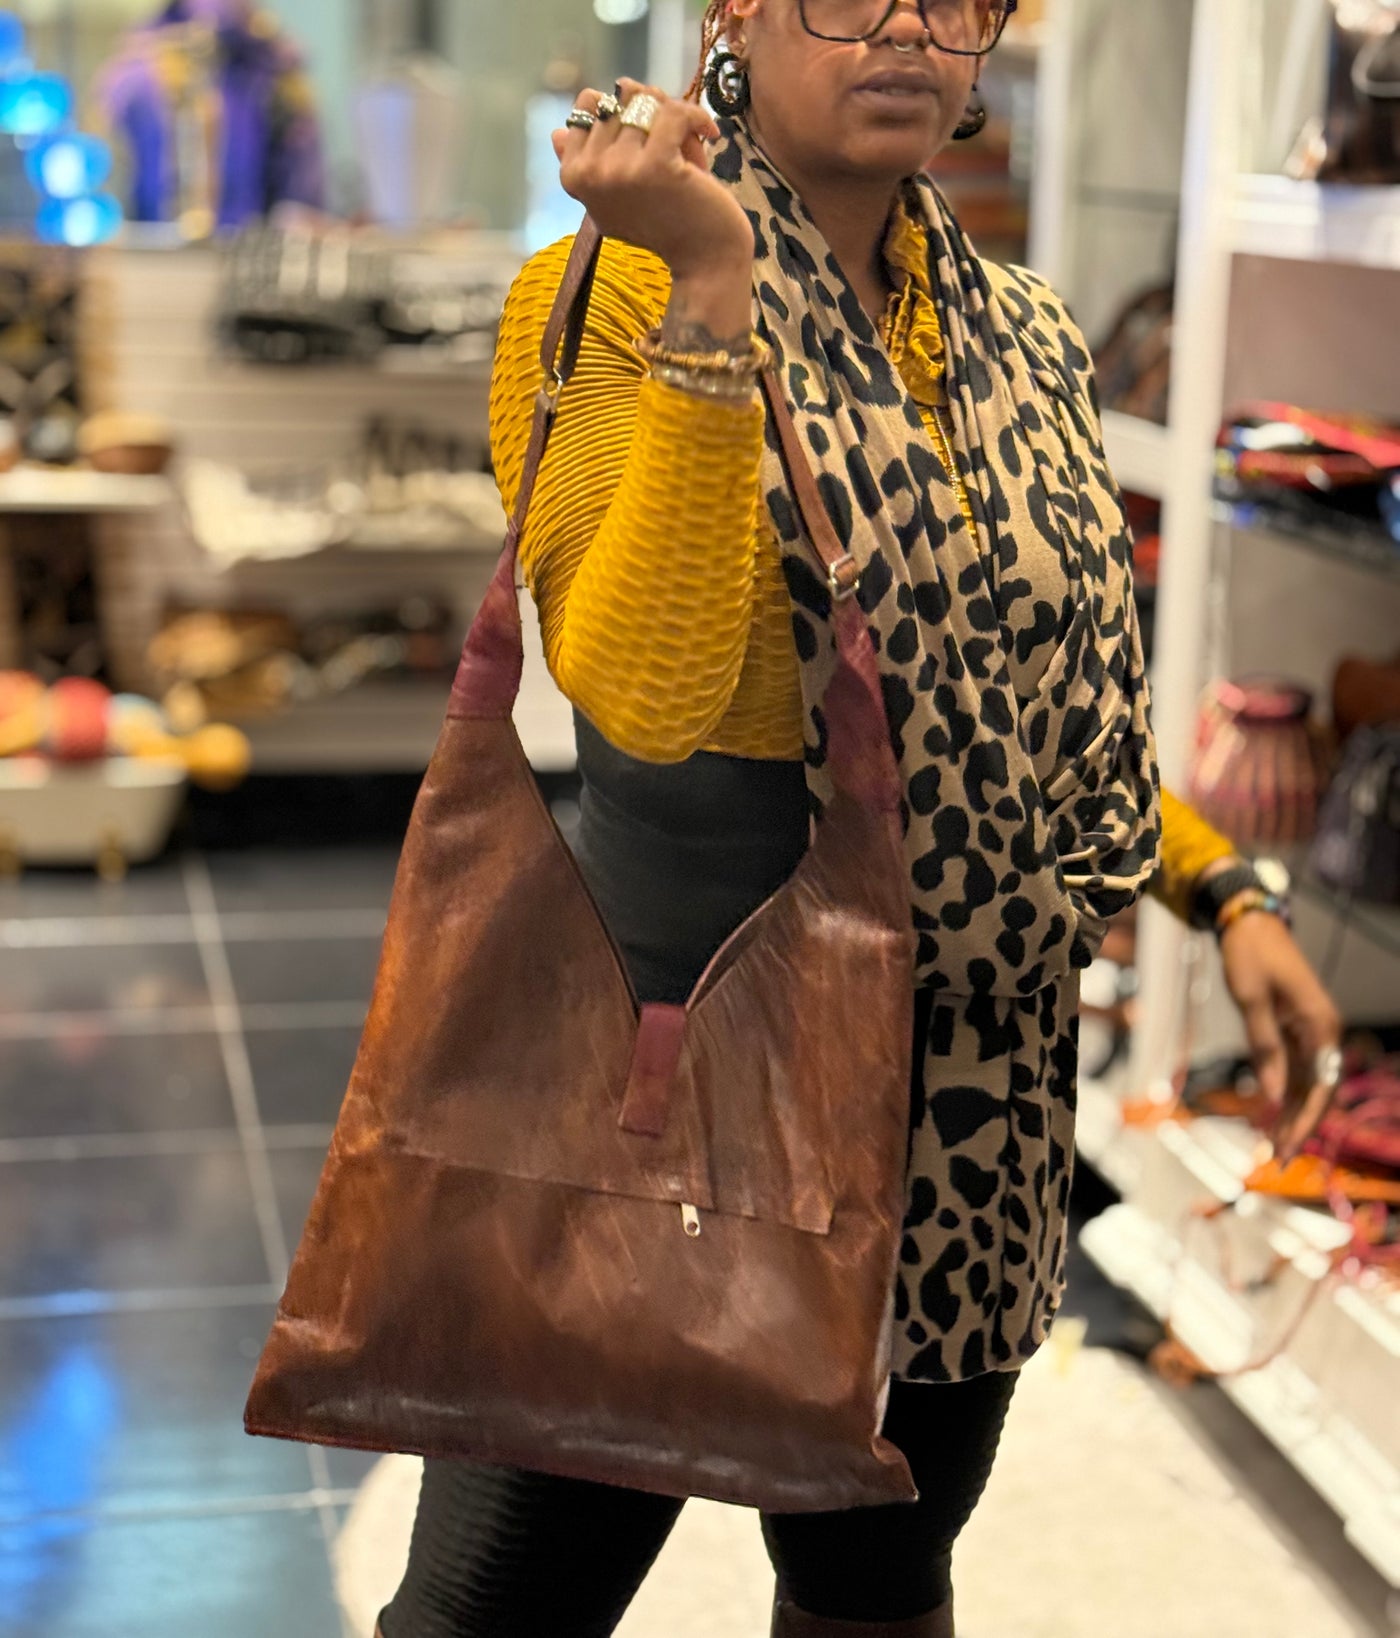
[0, 835, 1392, 1637]
[0, 847, 386, 1638]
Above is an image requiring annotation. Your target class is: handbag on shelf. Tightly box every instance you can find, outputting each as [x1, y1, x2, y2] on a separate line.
[1188, 677, 1333, 848]
[1288, 0, 1400, 184]
[1332, 651, 1400, 741]
[1310, 722, 1400, 905]
[1092, 284, 1174, 427]
[244, 221, 922, 1514]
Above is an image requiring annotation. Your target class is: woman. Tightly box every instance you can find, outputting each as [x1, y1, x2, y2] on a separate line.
[380, 4, 1321, 1633]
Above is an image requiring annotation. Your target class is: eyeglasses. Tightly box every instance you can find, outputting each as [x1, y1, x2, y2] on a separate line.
[797, 0, 1017, 55]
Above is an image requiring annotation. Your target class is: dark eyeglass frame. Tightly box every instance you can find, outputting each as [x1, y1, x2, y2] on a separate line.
[796, 0, 1018, 55]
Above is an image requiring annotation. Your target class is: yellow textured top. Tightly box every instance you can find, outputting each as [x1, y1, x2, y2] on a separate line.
[488, 206, 1232, 919]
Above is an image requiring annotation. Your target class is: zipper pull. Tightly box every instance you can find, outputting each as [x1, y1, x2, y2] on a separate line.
[681, 1203, 702, 1238]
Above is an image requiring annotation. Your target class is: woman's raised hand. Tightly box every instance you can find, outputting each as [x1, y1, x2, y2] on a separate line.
[553, 80, 754, 282]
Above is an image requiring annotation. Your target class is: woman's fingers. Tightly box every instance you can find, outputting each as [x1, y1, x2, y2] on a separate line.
[612, 79, 719, 149]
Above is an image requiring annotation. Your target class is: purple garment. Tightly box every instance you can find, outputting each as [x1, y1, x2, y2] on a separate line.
[97, 0, 325, 227]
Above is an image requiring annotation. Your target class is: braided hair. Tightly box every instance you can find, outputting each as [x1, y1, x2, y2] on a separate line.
[687, 0, 732, 102]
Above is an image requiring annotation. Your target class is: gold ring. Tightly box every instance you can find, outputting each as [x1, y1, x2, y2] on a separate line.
[619, 93, 661, 134]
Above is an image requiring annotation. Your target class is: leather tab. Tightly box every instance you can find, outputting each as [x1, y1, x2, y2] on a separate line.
[619, 1004, 688, 1138]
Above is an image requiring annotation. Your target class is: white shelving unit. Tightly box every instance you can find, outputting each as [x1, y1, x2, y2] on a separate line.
[1032, 0, 1400, 1589]
[1100, 410, 1171, 501]
[1231, 176, 1400, 269]
[0, 468, 170, 515]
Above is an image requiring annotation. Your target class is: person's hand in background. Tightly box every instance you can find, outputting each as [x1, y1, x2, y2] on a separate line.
[1218, 910, 1343, 1160]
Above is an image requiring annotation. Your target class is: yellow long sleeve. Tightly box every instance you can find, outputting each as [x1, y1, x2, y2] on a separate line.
[489, 235, 801, 763]
[1148, 788, 1236, 921]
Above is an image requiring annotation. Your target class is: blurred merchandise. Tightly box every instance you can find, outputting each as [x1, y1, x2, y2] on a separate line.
[1288, 0, 1400, 184]
[0, 667, 250, 786]
[1188, 677, 1333, 847]
[1311, 723, 1400, 907]
[0, 251, 82, 464]
[1094, 285, 1174, 426]
[1214, 402, 1400, 550]
[77, 412, 176, 476]
[94, 0, 325, 237]
[1333, 650, 1400, 739]
[0, 667, 250, 876]
[218, 224, 517, 369]
[147, 596, 457, 720]
[177, 416, 506, 566]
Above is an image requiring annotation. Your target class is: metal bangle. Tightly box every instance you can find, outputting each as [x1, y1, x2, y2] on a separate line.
[650, 362, 758, 404]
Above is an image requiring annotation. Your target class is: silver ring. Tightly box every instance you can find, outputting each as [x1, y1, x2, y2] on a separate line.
[565, 108, 597, 132]
[595, 92, 622, 121]
[1314, 1045, 1344, 1091]
[619, 93, 661, 134]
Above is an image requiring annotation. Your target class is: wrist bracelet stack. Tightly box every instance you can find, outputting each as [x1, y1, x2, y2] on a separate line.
[1215, 888, 1288, 935]
[1191, 855, 1293, 935]
[635, 327, 772, 403]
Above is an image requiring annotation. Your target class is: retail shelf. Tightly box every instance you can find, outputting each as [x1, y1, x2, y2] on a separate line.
[1231, 176, 1400, 272]
[0, 468, 170, 515]
[1102, 411, 1171, 500]
[1296, 875, 1400, 962]
[240, 677, 577, 776]
[240, 593, 578, 776]
[1080, 1200, 1400, 1588]
[1213, 496, 1400, 582]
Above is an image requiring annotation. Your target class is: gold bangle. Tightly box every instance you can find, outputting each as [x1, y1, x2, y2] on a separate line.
[635, 328, 772, 379]
[650, 361, 758, 403]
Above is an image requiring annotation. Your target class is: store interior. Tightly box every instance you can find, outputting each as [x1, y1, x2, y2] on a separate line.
[0, 1, 1397, 1634]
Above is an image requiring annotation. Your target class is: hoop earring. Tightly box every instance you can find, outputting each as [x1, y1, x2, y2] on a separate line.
[704, 49, 751, 118]
[952, 85, 986, 141]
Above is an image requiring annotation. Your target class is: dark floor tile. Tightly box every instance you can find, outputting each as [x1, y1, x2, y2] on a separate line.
[224, 937, 382, 1008]
[246, 1027, 360, 1129]
[0, 1151, 268, 1301]
[0, 944, 209, 1020]
[267, 1146, 331, 1254]
[0, 1032, 233, 1142]
[0, 1504, 342, 1637]
[0, 1304, 311, 1521]
[206, 845, 401, 915]
[0, 859, 191, 923]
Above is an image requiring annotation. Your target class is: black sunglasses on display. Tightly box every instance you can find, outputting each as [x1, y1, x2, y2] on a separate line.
[797, 0, 1018, 55]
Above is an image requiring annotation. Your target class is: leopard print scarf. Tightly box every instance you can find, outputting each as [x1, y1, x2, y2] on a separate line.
[713, 120, 1160, 1380]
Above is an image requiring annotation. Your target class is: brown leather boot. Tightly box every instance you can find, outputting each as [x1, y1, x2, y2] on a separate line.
[770, 1598, 955, 1637]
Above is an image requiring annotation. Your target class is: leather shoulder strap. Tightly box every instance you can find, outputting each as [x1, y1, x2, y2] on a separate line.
[509, 219, 605, 545]
[759, 368, 860, 603]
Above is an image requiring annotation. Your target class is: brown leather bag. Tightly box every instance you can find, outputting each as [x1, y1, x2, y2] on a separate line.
[244, 221, 921, 1514]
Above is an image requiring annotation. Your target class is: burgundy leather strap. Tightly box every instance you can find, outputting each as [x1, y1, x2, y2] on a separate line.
[619, 1003, 689, 1137]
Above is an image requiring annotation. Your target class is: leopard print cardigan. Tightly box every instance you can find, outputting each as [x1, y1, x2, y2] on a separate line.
[713, 121, 1161, 1381]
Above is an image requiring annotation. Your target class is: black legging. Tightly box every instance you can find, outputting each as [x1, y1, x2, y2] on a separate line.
[380, 1368, 1017, 1637]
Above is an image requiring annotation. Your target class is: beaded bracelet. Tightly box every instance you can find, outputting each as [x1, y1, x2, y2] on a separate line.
[1215, 889, 1287, 935]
